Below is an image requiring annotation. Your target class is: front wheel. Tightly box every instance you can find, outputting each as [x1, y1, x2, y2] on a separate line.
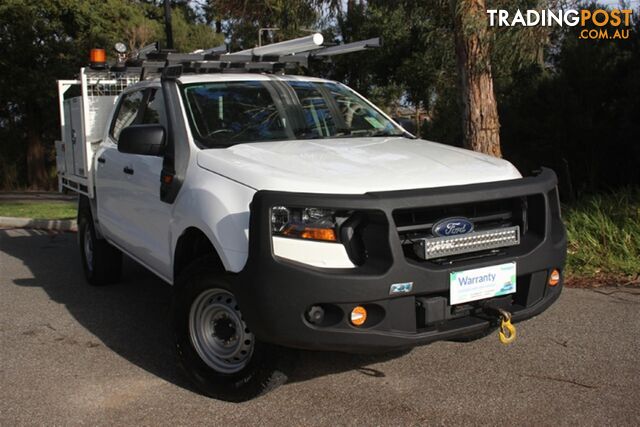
[189, 288, 255, 374]
[174, 255, 292, 402]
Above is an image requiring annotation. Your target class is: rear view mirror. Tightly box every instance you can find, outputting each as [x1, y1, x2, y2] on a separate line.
[118, 124, 165, 156]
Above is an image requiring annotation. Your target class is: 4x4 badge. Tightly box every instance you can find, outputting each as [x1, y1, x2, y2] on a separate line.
[389, 282, 413, 295]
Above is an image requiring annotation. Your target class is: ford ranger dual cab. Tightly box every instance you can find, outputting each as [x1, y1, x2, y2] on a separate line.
[55, 39, 567, 401]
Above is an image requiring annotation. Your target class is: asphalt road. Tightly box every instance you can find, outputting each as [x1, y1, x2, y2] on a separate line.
[1, 228, 639, 425]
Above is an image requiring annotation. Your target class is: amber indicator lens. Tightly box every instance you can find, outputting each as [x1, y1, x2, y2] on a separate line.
[548, 269, 561, 286]
[350, 306, 367, 326]
[282, 224, 337, 242]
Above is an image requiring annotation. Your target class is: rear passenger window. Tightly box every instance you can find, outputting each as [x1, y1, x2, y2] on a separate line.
[111, 90, 145, 141]
[141, 89, 167, 129]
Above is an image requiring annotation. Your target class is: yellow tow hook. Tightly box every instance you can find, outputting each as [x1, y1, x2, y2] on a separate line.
[495, 308, 516, 345]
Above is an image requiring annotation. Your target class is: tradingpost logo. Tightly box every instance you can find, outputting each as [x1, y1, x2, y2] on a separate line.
[487, 8, 633, 40]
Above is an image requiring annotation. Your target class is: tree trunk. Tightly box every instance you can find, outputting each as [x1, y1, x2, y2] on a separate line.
[26, 126, 50, 190]
[451, 0, 502, 157]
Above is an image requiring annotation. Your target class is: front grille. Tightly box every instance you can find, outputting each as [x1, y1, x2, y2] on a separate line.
[394, 196, 539, 264]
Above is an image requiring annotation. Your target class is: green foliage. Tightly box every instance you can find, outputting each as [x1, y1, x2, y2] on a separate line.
[564, 189, 640, 278]
[0, 0, 220, 189]
[327, 0, 457, 105]
[140, 3, 223, 51]
[171, 8, 224, 51]
[499, 16, 640, 193]
[0, 201, 76, 219]
[209, 0, 322, 50]
[0, 0, 115, 189]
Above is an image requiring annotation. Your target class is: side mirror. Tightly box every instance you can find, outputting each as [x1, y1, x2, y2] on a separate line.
[118, 124, 165, 156]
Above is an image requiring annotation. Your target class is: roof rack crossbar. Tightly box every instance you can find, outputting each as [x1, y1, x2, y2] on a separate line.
[135, 42, 159, 60]
[131, 35, 380, 79]
[201, 44, 228, 56]
[311, 37, 381, 57]
[230, 33, 324, 57]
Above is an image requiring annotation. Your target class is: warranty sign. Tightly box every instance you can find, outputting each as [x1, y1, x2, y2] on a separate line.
[450, 262, 517, 305]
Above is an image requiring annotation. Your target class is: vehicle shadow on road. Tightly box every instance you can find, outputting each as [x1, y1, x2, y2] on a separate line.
[1, 229, 407, 394]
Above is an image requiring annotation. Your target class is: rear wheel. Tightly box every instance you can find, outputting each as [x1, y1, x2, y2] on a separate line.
[174, 255, 292, 401]
[78, 209, 122, 286]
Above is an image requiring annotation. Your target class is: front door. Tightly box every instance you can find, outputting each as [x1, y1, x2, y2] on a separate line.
[96, 89, 145, 250]
[119, 88, 173, 278]
[96, 88, 173, 280]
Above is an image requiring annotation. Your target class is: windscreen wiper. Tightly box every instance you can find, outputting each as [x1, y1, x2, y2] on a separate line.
[366, 129, 412, 138]
[294, 127, 323, 139]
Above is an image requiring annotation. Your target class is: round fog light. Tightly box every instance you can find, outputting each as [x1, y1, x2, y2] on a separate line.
[350, 306, 367, 326]
[548, 269, 561, 286]
[306, 305, 325, 325]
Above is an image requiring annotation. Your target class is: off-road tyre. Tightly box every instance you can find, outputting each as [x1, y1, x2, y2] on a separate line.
[174, 255, 293, 402]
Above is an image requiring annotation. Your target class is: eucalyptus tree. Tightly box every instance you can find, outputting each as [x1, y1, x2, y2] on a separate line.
[325, 0, 551, 157]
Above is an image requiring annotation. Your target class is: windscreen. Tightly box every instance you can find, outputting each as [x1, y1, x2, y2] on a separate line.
[181, 80, 404, 148]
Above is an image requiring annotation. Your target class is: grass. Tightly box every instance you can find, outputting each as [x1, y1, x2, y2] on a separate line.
[564, 188, 640, 286]
[0, 201, 77, 220]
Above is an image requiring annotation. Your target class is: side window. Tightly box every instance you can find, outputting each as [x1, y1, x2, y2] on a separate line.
[321, 82, 395, 134]
[141, 89, 167, 129]
[288, 81, 337, 137]
[110, 90, 145, 142]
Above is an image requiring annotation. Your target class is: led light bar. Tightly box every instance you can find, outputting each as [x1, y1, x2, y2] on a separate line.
[414, 226, 520, 260]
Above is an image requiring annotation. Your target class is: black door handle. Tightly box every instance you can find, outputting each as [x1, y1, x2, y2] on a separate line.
[123, 166, 134, 175]
[97, 157, 106, 164]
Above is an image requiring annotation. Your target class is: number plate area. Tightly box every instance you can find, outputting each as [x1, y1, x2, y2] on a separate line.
[449, 262, 516, 305]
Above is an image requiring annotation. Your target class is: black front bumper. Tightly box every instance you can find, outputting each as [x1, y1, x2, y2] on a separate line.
[235, 168, 567, 353]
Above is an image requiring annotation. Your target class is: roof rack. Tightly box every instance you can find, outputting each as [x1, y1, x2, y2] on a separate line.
[117, 34, 381, 80]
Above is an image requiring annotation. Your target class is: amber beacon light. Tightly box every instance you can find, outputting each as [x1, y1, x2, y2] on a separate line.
[90, 48, 106, 68]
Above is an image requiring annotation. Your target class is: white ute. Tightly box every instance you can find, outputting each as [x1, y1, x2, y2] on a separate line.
[56, 36, 566, 401]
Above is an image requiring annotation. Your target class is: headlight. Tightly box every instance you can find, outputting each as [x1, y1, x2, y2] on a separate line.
[271, 206, 341, 242]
